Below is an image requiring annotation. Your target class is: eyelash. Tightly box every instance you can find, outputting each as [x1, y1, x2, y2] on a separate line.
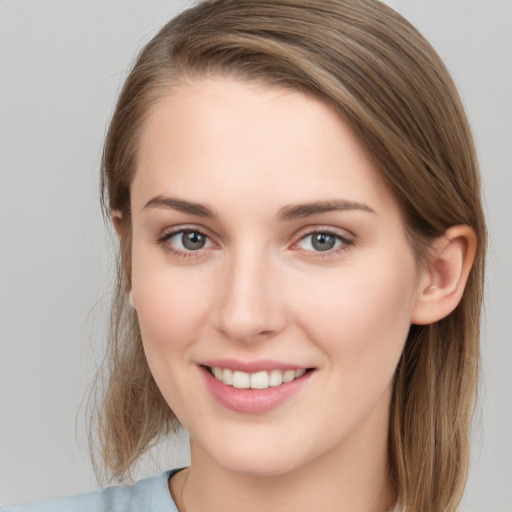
[156, 227, 353, 259]
[294, 229, 353, 258]
[157, 227, 214, 259]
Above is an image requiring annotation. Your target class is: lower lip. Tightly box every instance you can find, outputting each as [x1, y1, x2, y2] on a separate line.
[201, 366, 314, 414]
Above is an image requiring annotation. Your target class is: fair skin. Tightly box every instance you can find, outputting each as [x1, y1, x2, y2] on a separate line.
[119, 77, 476, 512]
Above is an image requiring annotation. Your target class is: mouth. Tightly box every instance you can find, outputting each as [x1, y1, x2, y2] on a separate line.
[202, 365, 313, 390]
[199, 359, 316, 413]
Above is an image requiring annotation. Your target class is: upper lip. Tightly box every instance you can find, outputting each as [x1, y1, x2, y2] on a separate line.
[200, 359, 310, 373]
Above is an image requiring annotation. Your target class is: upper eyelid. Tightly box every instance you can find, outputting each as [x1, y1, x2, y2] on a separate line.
[160, 225, 213, 239]
[293, 225, 354, 241]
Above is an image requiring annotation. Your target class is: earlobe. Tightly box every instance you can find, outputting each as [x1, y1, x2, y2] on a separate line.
[411, 225, 477, 325]
[112, 209, 133, 290]
[112, 211, 123, 238]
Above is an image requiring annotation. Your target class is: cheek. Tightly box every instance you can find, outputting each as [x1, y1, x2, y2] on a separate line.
[292, 255, 417, 378]
[131, 258, 215, 357]
[131, 264, 216, 416]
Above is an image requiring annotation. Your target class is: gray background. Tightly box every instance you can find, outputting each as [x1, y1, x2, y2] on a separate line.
[1, 1, 511, 509]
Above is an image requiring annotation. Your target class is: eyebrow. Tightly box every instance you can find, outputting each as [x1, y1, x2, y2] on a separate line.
[144, 195, 218, 218]
[143, 195, 375, 221]
[278, 199, 376, 221]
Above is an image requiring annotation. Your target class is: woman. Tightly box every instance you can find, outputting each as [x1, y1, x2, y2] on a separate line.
[2, 1, 486, 511]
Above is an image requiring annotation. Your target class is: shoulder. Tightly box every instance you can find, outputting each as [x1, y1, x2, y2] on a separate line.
[0, 470, 180, 512]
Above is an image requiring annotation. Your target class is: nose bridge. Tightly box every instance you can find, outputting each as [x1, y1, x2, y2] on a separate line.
[215, 242, 285, 342]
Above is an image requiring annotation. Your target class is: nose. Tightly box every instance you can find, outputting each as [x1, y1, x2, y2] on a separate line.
[214, 248, 287, 343]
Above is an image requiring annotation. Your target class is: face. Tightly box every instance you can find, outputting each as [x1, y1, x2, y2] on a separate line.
[129, 77, 425, 477]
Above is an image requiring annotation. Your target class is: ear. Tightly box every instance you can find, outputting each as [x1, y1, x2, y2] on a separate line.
[112, 210, 133, 290]
[411, 225, 477, 325]
[112, 210, 123, 238]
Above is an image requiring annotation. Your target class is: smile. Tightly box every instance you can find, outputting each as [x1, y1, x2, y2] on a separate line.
[201, 362, 315, 413]
[209, 367, 307, 389]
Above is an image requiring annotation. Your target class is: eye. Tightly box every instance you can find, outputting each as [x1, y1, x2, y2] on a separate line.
[296, 231, 350, 253]
[161, 229, 213, 252]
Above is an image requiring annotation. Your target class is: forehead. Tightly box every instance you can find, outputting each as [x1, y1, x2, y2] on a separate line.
[132, 76, 398, 218]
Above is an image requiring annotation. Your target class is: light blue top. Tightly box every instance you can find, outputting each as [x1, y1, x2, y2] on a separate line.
[0, 469, 180, 512]
[2, 468, 402, 512]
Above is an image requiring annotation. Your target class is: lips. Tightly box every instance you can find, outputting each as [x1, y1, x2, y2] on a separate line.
[199, 360, 314, 414]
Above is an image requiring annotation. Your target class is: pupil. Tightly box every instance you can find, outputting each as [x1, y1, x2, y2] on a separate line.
[182, 231, 205, 250]
[312, 233, 335, 251]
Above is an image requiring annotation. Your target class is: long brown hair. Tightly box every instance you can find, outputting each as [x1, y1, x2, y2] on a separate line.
[94, 1, 486, 510]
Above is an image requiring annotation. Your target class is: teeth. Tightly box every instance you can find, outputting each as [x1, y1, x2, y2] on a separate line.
[210, 367, 308, 389]
[282, 369, 295, 383]
[250, 371, 269, 389]
[223, 368, 233, 385]
[269, 369, 283, 387]
[232, 371, 250, 389]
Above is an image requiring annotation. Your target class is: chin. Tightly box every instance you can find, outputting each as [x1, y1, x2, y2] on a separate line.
[218, 452, 302, 478]
[183, 413, 296, 477]
[194, 433, 308, 478]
